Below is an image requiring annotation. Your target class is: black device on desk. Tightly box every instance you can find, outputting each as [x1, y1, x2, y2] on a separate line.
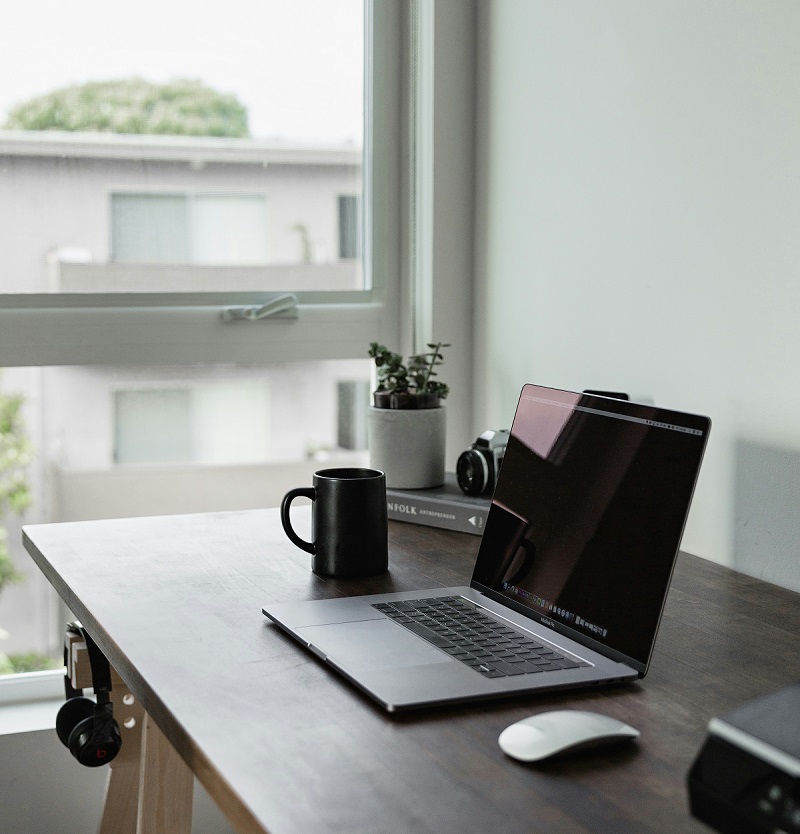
[688, 683, 800, 833]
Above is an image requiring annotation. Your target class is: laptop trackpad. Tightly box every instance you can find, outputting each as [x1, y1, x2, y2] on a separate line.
[298, 619, 450, 671]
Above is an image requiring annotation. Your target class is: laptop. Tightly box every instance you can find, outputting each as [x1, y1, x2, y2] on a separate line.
[263, 384, 711, 712]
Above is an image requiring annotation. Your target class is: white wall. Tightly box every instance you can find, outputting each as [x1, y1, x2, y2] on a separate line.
[475, 1, 800, 589]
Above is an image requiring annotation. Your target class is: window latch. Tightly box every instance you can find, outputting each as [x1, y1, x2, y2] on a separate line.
[220, 293, 299, 322]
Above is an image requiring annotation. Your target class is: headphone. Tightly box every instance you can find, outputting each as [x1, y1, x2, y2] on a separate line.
[56, 623, 122, 767]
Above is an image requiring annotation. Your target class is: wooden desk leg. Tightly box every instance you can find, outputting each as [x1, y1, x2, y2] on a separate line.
[93, 670, 142, 834]
[137, 711, 194, 834]
[66, 635, 193, 834]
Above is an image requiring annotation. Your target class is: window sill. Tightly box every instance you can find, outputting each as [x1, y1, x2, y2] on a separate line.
[0, 670, 65, 736]
[0, 698, 63, 736]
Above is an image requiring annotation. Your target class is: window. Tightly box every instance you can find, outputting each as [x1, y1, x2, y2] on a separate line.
[111, 193, 270, 265]
[0, 0, 406, 684]
[0, 1, 402, 363]
[1, 360, 371, 676]
[115, 388, 194, 463]
[113, 381, 274, 465]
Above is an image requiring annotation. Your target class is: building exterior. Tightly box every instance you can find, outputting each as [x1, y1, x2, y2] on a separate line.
[0, 131, 370, 662]
[1, 130, 363, 291]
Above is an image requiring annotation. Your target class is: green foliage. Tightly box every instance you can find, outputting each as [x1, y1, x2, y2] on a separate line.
[0, 388, 32, 592]
[7, 652, 60, 673]
[0, 651, 13, 676]
[368, 341, 450, 407]
[0, 529, 23, 589]
[4, 77, 250, 138]
[407, 342, 450, 399]
[0, 646, 58, 675]
[0, 393, 32, 512]
[369, 343, 410, 394]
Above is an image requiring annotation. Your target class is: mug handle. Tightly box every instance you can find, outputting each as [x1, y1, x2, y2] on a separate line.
[504, 539, 537, 586]
[280, 487, 316, 554]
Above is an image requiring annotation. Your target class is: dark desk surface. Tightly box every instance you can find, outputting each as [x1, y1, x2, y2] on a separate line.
[23, 509, 800, 834]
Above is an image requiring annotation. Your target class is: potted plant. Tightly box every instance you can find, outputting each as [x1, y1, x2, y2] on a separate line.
[368, 342, 450, 410]
[367, 342, 450, 488]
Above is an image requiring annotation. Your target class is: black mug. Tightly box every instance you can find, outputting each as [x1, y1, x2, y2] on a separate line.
[280, 467, 389, 578]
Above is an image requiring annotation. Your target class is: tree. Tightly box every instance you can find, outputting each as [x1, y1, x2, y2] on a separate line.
[4, 77, 249, 138]
[0, 382, 33, 674]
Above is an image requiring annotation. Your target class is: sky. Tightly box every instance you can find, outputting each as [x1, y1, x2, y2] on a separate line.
[0, 0, 364, 144]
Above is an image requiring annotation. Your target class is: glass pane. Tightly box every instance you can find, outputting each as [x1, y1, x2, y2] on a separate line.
[0, 0, 364, 294]
[0, 359, 370, 673]
[191, 195, 269, 265]
[111, 194, 190, 263]
[114, 389, 193, 463]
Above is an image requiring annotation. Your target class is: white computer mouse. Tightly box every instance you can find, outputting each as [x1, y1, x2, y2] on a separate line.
[498, 709, 640, 762]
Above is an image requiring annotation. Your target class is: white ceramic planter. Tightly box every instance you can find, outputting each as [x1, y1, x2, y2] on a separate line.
[367, 406, 446, 489]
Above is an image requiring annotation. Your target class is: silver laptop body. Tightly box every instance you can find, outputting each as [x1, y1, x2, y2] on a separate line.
[263, 384, 710, 711]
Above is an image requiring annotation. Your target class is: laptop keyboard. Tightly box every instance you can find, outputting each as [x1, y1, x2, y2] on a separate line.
[372, 596, 589, 679]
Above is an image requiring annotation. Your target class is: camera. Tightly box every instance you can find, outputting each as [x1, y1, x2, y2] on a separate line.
[456, 429, 510, 496]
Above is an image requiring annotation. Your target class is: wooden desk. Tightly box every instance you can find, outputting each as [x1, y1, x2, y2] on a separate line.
[23, 509, 800, 834]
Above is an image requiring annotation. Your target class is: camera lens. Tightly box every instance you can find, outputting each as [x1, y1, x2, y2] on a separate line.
[456, 450, 490, 495]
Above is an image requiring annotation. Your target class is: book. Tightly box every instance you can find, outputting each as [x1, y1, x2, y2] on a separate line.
[386, 472, 491, 536]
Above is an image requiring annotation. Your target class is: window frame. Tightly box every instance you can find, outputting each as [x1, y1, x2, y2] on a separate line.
[0, 0, 403, 369]
[0, 0, 481, 705]
[0, 0, 408, 703]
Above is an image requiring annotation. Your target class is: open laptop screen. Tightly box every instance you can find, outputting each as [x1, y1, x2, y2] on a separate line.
[471, 385, 710, 671]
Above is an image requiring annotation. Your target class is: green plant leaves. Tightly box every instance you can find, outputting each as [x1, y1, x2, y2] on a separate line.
[368, 342, 449, 402]
[0, 383, 32, 596]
